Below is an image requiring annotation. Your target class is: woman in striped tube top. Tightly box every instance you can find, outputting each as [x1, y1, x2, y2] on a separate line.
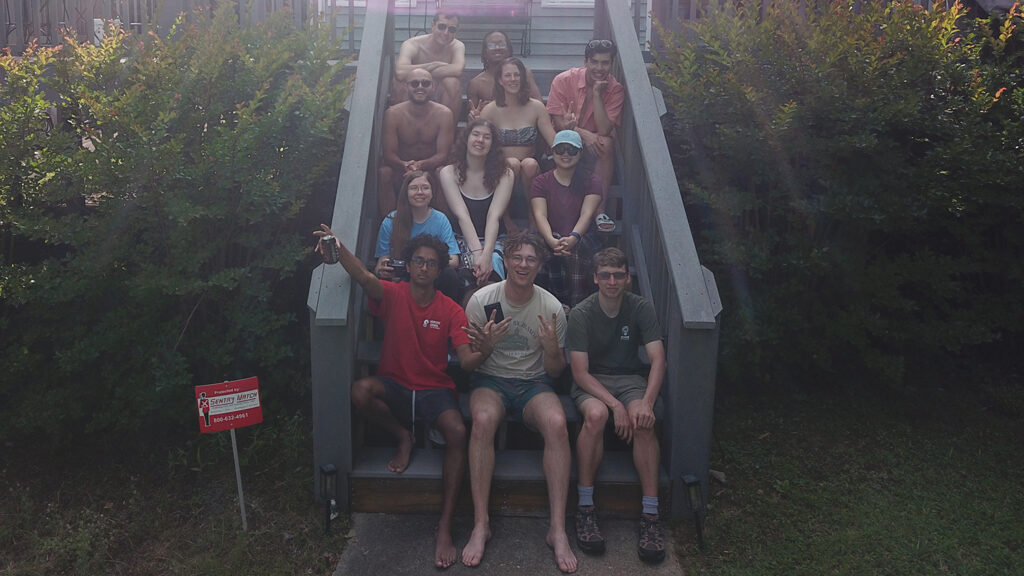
[481, 57, 555, 225]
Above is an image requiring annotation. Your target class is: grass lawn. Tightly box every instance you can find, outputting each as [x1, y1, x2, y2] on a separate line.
[2, 387, 1020, 575]
[674, 386, 1024, 575]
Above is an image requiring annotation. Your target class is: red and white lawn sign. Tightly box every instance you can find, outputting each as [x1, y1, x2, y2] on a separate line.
[194, 377, 262, 531]
[195, 377, 263, 433]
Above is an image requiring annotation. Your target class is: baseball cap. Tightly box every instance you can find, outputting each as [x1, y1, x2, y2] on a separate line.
[552, 130, 583, 150]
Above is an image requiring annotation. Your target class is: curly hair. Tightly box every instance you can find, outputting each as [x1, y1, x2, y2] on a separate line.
[401, 233, 448, 266]
[493, 57, 531, 107]
[479, 30, 511, 67]
[450, 119, 507, 192]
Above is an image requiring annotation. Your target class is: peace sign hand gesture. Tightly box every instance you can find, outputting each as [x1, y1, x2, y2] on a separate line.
[467, 99, 488, 121]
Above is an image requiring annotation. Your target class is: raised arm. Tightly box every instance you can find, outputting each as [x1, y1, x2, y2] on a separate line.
[538, 312, 566, 378]
[313, 224, 383, 301]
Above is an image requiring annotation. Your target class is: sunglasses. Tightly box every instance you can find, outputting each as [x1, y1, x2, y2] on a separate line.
[408, 79, 433, 88]
[552, 145, 581, 156]
[436, 22, 457, 34]
[486, 41, 508, 50]
[587, 39, 614, 50]
[596, 271, 628, 281]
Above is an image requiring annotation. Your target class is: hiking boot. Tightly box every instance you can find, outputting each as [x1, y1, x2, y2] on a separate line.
[575, 505, 606, 554]
[638, 513, 666, 563]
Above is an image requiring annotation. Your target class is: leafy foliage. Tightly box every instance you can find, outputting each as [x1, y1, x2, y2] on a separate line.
[654, 1, 1024, 388]
[0, 10, 350, 446]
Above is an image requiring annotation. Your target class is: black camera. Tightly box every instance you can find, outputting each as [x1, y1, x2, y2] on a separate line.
[388, 259, 409, 281]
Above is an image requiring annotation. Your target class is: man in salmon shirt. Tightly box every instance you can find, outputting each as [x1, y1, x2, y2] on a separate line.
[547, 39, 623, 225]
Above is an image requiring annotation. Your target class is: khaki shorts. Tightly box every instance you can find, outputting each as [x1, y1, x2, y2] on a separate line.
[571, 373, 664, 419]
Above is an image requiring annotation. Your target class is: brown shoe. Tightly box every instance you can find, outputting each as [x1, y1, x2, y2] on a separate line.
[575, 505, 606, 554]
[638, 513, 665, 563]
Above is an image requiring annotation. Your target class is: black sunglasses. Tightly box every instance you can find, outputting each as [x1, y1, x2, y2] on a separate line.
[436, 22, 458, 34]
[408, 79, 433, 88]
[553, 145, 581, 156]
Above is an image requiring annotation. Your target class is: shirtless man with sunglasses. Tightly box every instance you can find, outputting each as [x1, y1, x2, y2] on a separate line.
[378, 68, 454, 218]
[393, 12, 466, 121]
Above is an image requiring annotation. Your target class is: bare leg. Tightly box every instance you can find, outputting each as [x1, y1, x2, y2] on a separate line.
[462, 387, 504, 567]
[378, 165, 397, 220]
[435, 409, 467, 568]
[351, 377, 413, 474]
[437, 76, 463, 123]
[524, 392, 578, 574]
[629, 400, 661, 499]
[576, 397, 608, 488]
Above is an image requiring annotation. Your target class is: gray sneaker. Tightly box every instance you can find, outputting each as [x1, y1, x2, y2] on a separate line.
[638, 513, 665, 563]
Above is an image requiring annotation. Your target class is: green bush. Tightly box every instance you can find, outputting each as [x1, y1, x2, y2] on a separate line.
[0, 9, 351, 447]
[654, 1, 1024, 388]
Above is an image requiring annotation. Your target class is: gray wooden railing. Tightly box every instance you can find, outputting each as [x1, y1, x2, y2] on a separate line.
[596, 0, 722, 518]
[307, 0, 721, 518]
[306, 1, 392, 508]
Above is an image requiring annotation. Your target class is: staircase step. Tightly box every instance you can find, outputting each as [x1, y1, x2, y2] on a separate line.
[350, 447, 672, 518]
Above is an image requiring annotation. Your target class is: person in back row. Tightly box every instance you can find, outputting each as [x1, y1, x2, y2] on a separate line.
[569, 247, 667, 564]
[393, 11, 465, 121]
[467, 30, 541, 115]
[379, 68, 454, 219]
[313, 229, 484, 569]
[481, 57, 556, 224]
[547, 39, 624, 230]
[438, 119, 515, 300]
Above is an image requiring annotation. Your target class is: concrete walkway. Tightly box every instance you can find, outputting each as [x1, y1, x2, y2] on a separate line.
[335, 512, 683, 575]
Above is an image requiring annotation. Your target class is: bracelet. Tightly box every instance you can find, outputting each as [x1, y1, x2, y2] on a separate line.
[569, 231, 582, 241]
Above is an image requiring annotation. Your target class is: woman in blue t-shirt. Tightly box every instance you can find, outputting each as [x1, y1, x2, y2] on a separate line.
[374, 171, 462, 299]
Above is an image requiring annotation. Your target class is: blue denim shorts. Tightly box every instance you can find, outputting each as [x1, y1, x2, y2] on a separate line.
[470, 373, 555, 420]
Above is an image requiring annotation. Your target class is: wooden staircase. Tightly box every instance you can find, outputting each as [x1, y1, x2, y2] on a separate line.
[309, 0, 722, 522]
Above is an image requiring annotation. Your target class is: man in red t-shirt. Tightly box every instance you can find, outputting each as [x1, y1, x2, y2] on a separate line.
[314, 227, 492, 569]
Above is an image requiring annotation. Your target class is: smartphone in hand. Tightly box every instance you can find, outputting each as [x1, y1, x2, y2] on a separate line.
[482, 302, 504, 323]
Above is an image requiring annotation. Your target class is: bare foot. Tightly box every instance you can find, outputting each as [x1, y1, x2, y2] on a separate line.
[435, 526, 457, 568]
[460, 523, 491, 567]
[546, 529, 578, 574]
[387, 431, 413, 474]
